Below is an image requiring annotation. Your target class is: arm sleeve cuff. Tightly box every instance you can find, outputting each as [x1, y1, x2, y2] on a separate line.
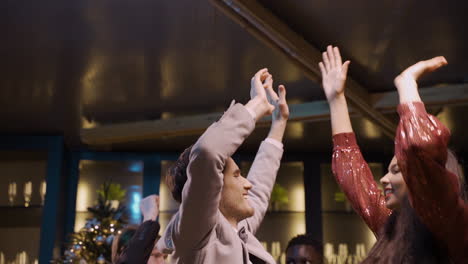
[332, 132, 358, 150]
[397, 102, 427, 118]
[264, 138, 283, 150]
[245, 106, 257, 121]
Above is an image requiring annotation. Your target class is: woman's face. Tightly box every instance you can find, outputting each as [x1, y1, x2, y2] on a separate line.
[380, 156, 408, 210]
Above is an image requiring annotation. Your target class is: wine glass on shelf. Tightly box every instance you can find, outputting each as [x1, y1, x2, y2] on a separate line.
[24, 181, 32, 207]
[279, 252, 286, 264]
[40, 181, 47, 206]
[271, 241, 281, 261]
[337, 243, 349, 264]
[324, 243, 334, 261]
[8, 182, 17, 206]
[355, 243, 366, 262]
[15, 251, 28, 264]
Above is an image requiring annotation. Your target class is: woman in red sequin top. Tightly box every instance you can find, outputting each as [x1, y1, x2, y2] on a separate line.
[319, 45, 468, 263]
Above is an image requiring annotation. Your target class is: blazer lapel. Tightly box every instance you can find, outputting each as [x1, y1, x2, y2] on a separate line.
[244, 230, 276, 264]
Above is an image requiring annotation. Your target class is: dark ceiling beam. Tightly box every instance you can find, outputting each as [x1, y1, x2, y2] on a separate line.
[81, 83, 468, 145]
[209, 0, 397, 138]
[81, 101, 330, 145]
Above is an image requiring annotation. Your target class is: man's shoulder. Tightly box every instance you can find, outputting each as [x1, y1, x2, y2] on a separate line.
[160, 210, 236, 249]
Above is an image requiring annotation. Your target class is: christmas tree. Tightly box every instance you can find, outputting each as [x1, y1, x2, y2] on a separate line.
[54, 182, 128, 264]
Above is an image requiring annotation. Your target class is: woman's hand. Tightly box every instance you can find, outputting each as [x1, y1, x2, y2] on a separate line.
[319, 45, 350, 103]
[319, 45, 353, 135]
[394, 56, 447, 103]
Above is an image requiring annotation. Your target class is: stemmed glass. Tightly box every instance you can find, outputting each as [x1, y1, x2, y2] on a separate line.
[24, 182, 32, 207]
[15, 251, 28, 264]
[40, 181, 47, 205]
[271, 241, 281, 261]
[8, 182, 17, 206]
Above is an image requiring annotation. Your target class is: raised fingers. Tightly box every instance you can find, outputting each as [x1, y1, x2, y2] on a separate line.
[322, 51, 331, 72]
[333, 46, 342, 67]
[278, 85, 287, 103]
[342, 60, 351, 76]
[278, 85, 289, 117]
[251, 68, 269, 87]
[263, 74, 273, 89]
[406, 56, 448, 81]
[265, 75, 279, 101]
[327, 45, 336, 69]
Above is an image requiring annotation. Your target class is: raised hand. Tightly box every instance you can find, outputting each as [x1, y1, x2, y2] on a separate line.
[245, 68, 275, 121]
[319, 45, 350, 103]
[262, 73, 289, 142]
[250, 68, 269, 99]
[140, 195, 159, 222]
[319, 45, 353, 135]
[394, 57, 447, 103]
[263, 74, 289, 124]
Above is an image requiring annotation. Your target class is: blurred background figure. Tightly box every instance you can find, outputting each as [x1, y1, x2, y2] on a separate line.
[286, 234, 323, 264]
[112, 195, 167, 264]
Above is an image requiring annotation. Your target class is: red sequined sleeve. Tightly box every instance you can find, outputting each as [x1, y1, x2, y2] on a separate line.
[332, 133, 391, 235]
[395, 102, 468, 262]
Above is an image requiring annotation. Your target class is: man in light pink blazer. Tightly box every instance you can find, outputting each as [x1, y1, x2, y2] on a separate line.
[157, 68, 289, 264]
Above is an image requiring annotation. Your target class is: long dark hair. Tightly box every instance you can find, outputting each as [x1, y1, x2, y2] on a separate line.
[362, 150, 467, 263]
[362, 198, 451, 263]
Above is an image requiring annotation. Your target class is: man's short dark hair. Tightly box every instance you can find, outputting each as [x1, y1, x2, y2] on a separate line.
[286, 234, 323, 255]
[166, 145, 193, 203]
